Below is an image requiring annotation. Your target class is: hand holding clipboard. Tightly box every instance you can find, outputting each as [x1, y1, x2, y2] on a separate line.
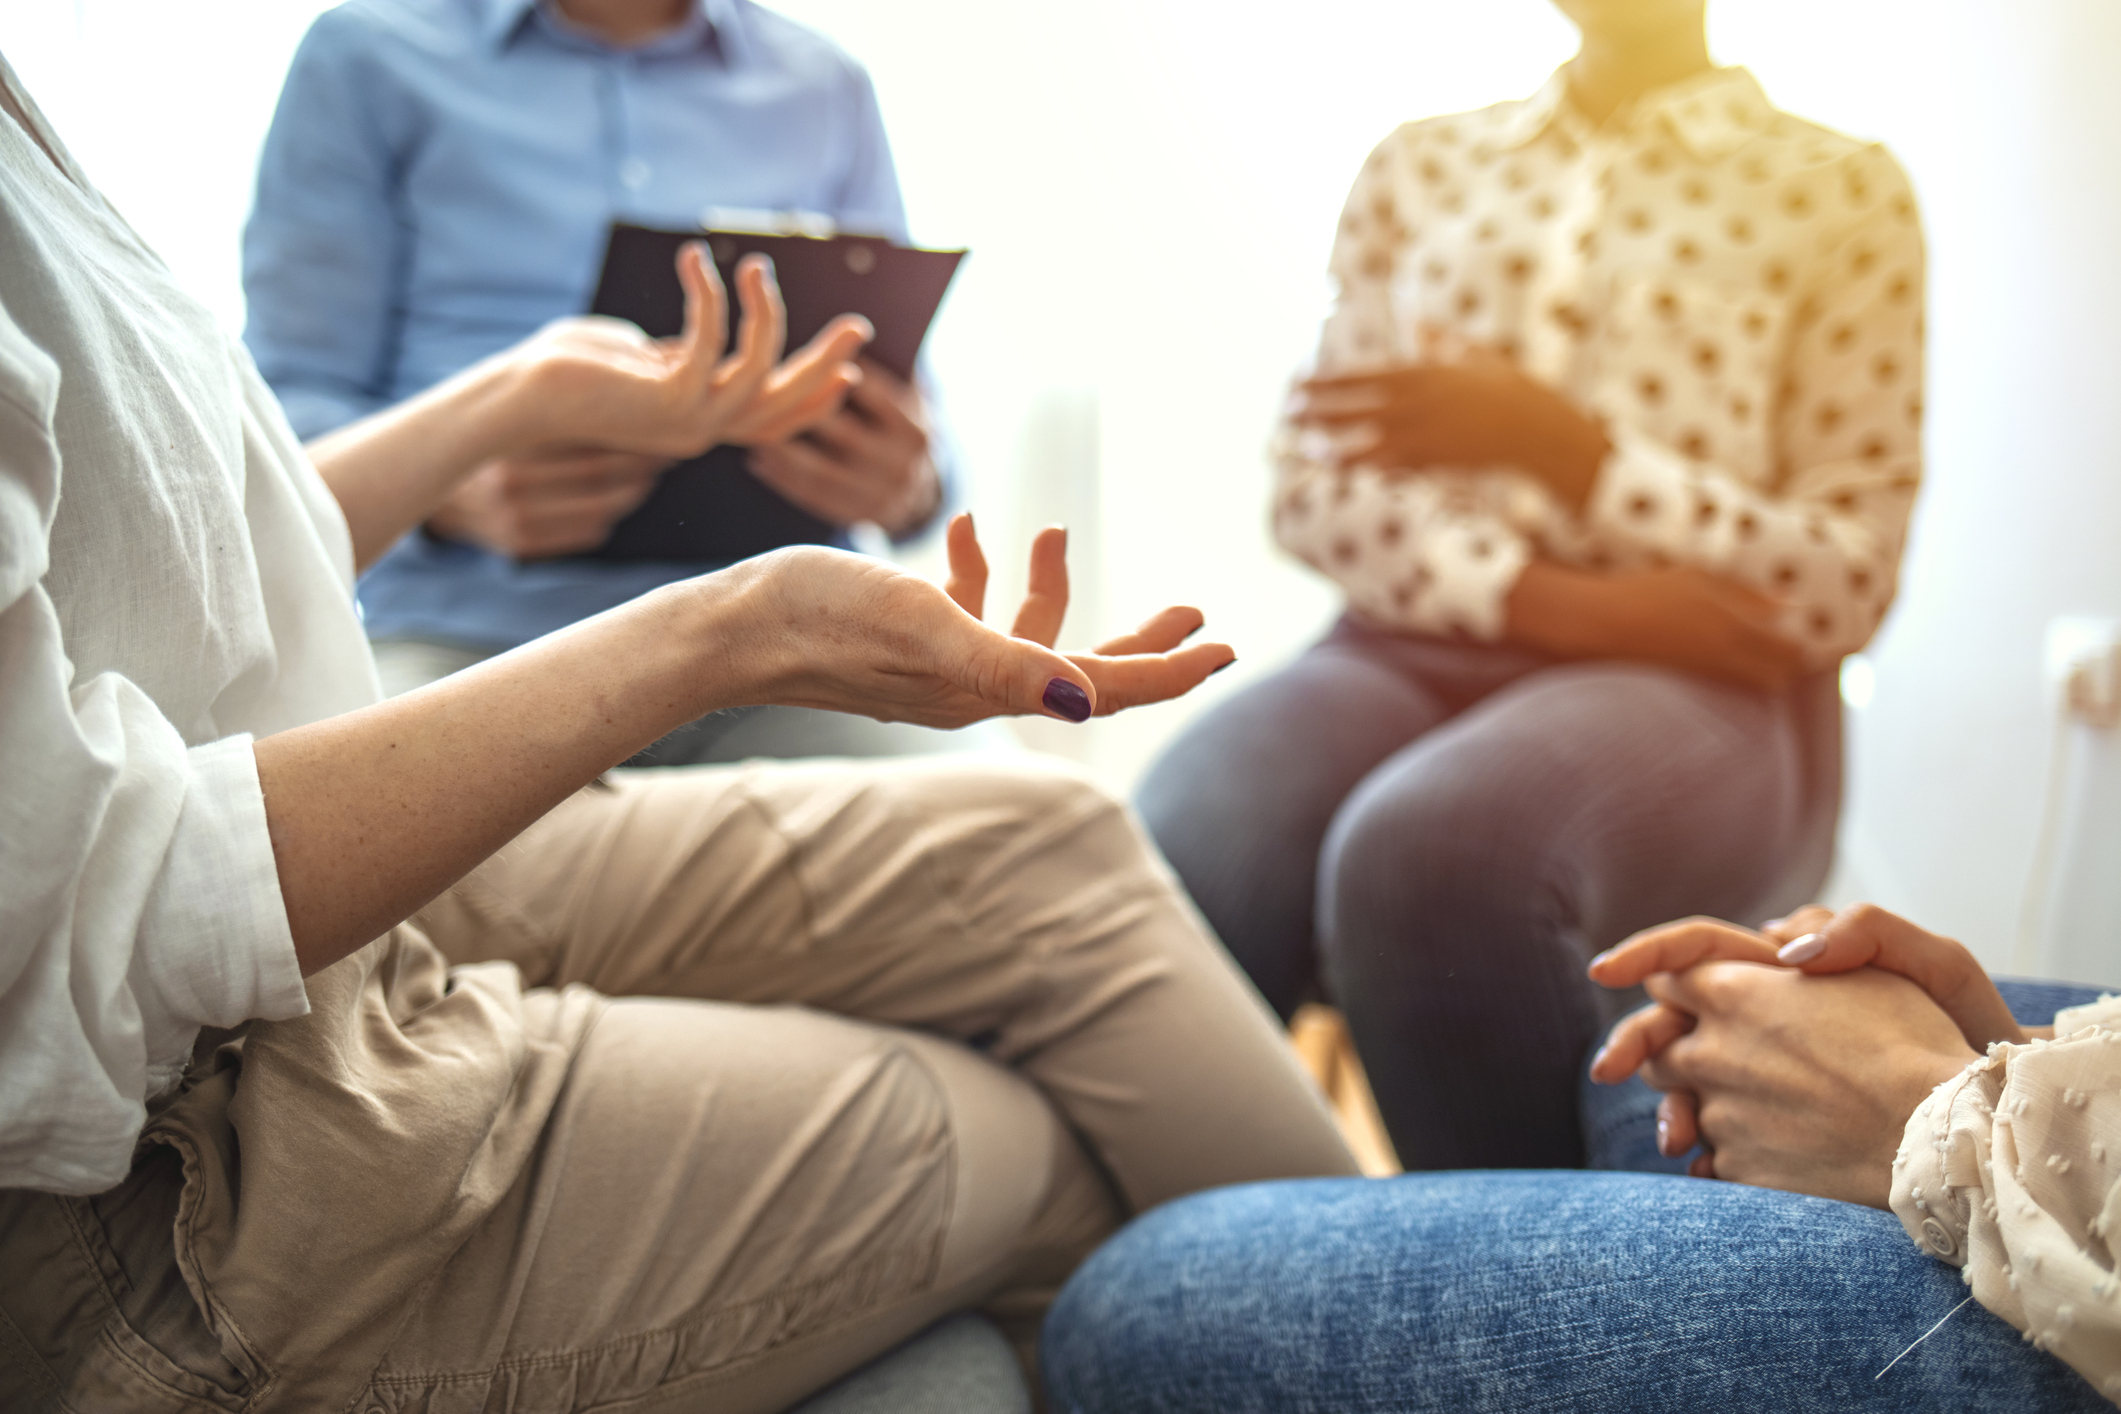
[577, 222, 965, 563]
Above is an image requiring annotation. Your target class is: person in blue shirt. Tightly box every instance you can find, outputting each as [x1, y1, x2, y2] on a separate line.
[244, 0, 960, 760]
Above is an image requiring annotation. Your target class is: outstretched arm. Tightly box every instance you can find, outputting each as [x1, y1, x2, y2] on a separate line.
[256, 516, 1233, 977]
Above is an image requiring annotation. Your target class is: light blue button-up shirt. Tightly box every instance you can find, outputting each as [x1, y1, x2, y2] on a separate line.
[243, 0, 946, 650]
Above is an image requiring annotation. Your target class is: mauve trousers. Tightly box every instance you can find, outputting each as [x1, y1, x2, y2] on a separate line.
[1136, 615, 1842, 1171]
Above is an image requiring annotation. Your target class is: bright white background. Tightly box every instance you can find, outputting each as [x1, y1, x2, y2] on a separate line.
[4, 0, 2120, 974]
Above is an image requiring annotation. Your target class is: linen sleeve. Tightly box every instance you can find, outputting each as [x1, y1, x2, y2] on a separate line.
[240, 11, 409, 440]
[1271, 133, 1532, 640]
[1890, 995, 2121, 1404]
[1582, 148, 1925, 666]
[0, 310, 308, 1196]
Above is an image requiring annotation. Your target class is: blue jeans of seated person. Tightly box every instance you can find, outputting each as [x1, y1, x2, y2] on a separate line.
[1042, 979, 2111, 1414]
[1136, 615, 1842, 1172]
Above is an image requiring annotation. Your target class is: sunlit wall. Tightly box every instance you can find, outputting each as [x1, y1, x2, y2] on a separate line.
[5, 0, 2120, 971]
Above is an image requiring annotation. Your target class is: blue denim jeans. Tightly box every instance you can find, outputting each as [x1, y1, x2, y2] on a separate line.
[1137, 617, 1843, 1170]
[1042, 982, 2109, 1413]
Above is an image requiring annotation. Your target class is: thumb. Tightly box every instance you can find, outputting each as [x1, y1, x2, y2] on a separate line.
[1776, 903, 2023, 1048]
[955, 617, 1097, 723]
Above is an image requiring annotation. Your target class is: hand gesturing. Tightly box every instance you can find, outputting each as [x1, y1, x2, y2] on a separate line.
[723, 514, 1236, 729]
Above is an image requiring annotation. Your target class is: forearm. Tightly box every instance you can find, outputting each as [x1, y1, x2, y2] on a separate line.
[255, 570, 767, 974]
[304, 352, 536, 572]
[1271, 453, 1531, 640]
[1581, 431, 1910, 662]
[1502, 559, 1607, 656]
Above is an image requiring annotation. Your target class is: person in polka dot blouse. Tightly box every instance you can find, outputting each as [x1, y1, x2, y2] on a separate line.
[1138, 0, 1923, 1196]
[1279, 42, 1920, 664]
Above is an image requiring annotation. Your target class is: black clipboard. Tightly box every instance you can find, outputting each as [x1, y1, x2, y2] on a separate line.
[573, 223, 965, 563]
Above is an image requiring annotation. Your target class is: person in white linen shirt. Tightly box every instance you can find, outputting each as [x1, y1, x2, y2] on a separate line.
[0, 60, 1356, 1413]
[1134, 0, 1920, 1171]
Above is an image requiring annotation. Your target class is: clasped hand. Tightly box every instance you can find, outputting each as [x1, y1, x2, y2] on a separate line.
[1289, 343, 1805, 692]
[1584, 904, 2020, 1208]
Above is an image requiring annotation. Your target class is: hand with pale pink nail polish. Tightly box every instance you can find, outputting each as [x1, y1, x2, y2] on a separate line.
[1596, 961, 1977, 1207]
[1581, 896, 2041, 1208]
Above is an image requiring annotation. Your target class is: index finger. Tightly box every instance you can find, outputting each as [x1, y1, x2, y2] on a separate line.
[1588, 916, 1780, 990]
[736, 314, 871, 443]
[720, 255, 789, 390]
[1009, 526, 1069, 646]
[942, 512, 988, 619]
[672, 242, 730, 375]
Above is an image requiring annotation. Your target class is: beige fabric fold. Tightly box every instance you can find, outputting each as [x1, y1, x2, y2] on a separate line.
[2, 757, 1355, 1413]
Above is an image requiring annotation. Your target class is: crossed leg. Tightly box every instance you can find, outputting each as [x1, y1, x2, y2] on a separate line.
[379, 757, 1355, 1412]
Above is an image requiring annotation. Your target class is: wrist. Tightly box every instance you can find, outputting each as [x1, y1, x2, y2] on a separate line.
[461, 348, 561, 462]
[882, 460, 943, 539]
[640, 553, 795, 713]
[1503, 559, 1615, 658]
[1534, 409, 1612, 512]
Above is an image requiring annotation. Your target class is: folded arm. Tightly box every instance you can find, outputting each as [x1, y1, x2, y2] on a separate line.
[256, 512, 1234, 977]
[1274, 143, 1923, 687]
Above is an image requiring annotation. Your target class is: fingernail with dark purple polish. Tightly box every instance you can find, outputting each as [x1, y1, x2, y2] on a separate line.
[1043, 678, 1091, 722]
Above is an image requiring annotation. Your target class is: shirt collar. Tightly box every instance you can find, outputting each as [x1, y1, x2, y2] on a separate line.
[1498, 64, 1775, 161]
[483, 0, 740, 60]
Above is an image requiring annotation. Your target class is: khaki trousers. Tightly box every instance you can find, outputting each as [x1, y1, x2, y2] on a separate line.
[1, 758, 1355, 1414]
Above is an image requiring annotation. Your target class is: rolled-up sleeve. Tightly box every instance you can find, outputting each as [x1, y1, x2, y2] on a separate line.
[1891, 996, 2121, 1404]
[0, 315, 306, 1197]
[1270, 134, 1533, 640]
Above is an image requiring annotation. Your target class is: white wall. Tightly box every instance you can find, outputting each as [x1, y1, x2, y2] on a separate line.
[1752, 0, 2121, 974]
[5, 0, 2119, 972]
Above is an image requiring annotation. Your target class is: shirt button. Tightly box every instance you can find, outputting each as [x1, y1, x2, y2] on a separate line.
[1920, 1217, 1958, 1257]
[619, 158, 652, 189]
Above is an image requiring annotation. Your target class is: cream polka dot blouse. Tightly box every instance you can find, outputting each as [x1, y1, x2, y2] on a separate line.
[1273, 66, 1924, 664]
[1892, 994, 2121, 1403]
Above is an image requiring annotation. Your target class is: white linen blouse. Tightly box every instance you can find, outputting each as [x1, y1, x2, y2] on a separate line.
[0, 63, 378, 1194]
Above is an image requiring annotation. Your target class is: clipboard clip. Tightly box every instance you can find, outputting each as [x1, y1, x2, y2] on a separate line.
[699, 206, 838, 240]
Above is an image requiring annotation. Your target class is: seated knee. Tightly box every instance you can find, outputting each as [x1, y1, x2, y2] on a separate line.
[898, 757, 1150, 881]
[1316, 764, 1555, 979]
